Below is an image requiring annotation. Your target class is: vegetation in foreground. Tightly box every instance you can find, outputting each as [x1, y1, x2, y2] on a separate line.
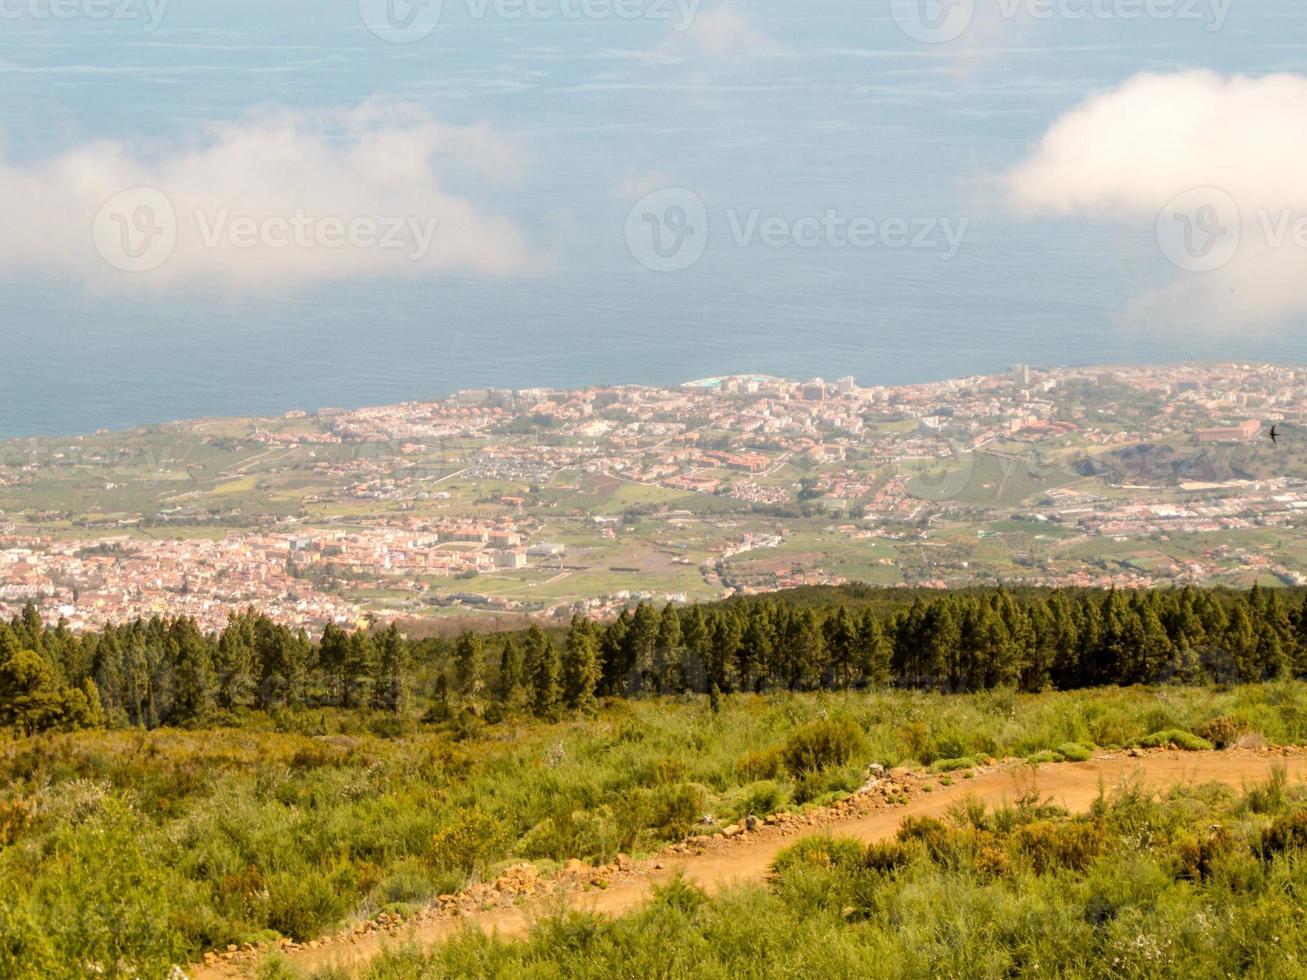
[2, 684, 1307, 977]
[309, 772, 1307, 980]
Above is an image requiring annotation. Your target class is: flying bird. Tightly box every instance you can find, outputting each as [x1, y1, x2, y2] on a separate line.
[1269, 425, 1280, 445]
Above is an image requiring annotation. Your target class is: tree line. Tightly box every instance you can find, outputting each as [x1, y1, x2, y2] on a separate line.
[2, 584, 1306, 733]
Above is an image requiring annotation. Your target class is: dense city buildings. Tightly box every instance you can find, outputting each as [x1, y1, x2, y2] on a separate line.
[3, 363, 1305, 631]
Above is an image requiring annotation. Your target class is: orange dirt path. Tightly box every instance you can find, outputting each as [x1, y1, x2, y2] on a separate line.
[194, 749, 1306, 979]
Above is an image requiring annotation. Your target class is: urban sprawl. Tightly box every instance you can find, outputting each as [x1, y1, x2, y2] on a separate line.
[3, 363, 1306, 633]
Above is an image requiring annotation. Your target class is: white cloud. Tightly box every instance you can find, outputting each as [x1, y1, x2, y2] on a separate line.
[1006, 71, 1307, 330]
[0, 100, 534, 291]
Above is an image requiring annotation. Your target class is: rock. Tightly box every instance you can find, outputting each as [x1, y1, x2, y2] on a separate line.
[722, 823, 743, 838]
[867, 763, 886, 777]
[745, 813, 760, 832]
[615, 853, 631, 871]
[564, 858, 586, 873]
[226, 945, 238, 953]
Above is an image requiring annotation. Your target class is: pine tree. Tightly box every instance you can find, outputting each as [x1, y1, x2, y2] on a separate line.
[708, 610, 742, 693]
[1223, 604, 1258, 683]
[318, 622, 350, 706]
[342, 631, 376, 709]
[739, 604, 775, 693]
[452, 631, 486, 717]
[856, 611, 891, 687]
[823, 606, 857, 689]
[562, 616, 602, 714]
[681, 606, 711, 693]
[372, 624, 412, 714]
[494, 636, 530, 717]
[654, 604, 684, 694]
[625, 602, 660, 694]
[214, 612, 257, 710]
[524, 626, 561, 718]
[170, 619, 216, 724]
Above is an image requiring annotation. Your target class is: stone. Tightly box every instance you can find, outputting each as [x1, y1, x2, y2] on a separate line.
[722, 823, 743, 838]
[745, 813, 760, 832]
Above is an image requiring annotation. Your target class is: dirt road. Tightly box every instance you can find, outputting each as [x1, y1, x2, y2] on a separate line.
[196, 749, 1306, 979]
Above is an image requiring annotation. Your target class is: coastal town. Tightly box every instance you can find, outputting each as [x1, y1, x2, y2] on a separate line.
[3, 362, 1306, 632]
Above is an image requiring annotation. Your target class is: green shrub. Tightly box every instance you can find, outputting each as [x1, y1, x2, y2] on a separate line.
[771, 835, 866, 876]
[1054, 742, 1094, 762]
[930, 754, 984, 773]
[1129, 729, 1213, 751]
[427, 805, 511, 875]
[25, 800, 189, 977]
[738, 748, 785, 781]
[1261, 808, 1307, 858]
[1195, 715, 1249, 749]
[863, 840, 910, 874]
[266, 870, 348, 941]
[781, 719, 866, 778]
[1011, 820, 1104, 874]
[738, 780, 787, 818]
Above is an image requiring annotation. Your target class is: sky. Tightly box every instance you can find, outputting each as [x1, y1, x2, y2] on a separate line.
[2, 0, 1307, 436]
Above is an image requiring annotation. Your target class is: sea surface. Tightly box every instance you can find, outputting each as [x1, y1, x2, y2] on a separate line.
[2, 1, 1306, 438]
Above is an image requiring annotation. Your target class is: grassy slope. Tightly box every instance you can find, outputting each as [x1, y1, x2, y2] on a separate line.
[3, 684, 1307, 977]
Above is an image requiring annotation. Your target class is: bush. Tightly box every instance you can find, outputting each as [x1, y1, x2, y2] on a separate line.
[1261, 808, 1307, 858]
[428, 805, 511, 876]
[1012, 820, 1104, 874]
[781, 719, 866, 778]
[738, 780, 787, 818]
[930, 754, 984, 773]
[738, 748, 785, 781]
[863, 840, 910, 874]
[1195, 715, 1250, 749]
[1055, 742, 1095, 762]
[1129, 729, 1213, 752]
[267, 870, 348, 941]
[771, 835, 866, 876]
[1027, 743, 1094, 765]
